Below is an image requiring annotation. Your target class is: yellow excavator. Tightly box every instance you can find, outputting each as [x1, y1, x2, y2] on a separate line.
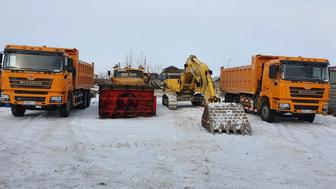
[162, 55, 251, 135]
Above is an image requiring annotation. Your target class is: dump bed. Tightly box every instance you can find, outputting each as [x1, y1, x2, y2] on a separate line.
[63, 48, 94, 90]
[220, 55, 279, 95]
[75, 60, 94, 89]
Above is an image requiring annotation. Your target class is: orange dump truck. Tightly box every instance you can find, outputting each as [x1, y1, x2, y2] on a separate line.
[220, 55, 330, 123]
[0, 44, 94, 117]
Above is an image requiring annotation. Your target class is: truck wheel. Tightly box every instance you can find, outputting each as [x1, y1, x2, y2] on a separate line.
[79, 92, 87, 109]
[298, 114, 315, 123]
[60, 95, 72, 117]
[11, 105, 25, 117]
[260, 100, 275, 123]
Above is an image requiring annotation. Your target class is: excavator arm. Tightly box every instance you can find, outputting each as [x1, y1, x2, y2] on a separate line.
[181, 55, 220, 104]
[162, 55, 251, 135]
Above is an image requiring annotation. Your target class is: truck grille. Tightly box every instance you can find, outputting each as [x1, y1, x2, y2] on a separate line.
[15, 96, 46, 102]
[290, 87, 324, 98]
[14, 90, 48, 95]
[9, 77, 53, 89]
[294, 105, 319, 111]
[292, 99, 319, 104]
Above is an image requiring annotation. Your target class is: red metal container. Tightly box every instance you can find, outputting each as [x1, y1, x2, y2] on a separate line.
[99, 85, 156, 118]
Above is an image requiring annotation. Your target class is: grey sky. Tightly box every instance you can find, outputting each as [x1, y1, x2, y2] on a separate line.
[1, 0, 335, 75]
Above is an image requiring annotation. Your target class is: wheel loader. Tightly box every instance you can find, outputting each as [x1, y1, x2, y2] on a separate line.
[98, 65, 156, 118]
[162, 55, 251, 135]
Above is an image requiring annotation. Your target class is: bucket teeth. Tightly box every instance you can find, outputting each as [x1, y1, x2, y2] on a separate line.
[202, 103, 252, 135]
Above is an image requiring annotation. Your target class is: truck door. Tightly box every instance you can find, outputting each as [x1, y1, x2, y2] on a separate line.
[262, 64, 280, 99]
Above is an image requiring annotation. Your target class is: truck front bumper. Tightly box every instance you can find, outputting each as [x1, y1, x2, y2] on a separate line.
[273, 99, 328, 115]
[1, 91, 65, 109]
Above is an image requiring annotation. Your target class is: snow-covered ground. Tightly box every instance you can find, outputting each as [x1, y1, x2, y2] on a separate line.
[1, 97, 336, 189]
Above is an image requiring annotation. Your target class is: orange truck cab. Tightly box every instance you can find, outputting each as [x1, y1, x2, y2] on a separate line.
[0, 44, 94, 117]
[220, 55, 330, 123]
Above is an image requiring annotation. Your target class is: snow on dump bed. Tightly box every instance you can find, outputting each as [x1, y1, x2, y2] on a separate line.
[0, 98, 336, 188]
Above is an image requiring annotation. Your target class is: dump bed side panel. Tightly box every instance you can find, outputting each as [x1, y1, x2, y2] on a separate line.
[220, 55, 280, 95]
[64, 49, 94, 90]
[76, 60, 94, 89]
[220, 65, 255, 94]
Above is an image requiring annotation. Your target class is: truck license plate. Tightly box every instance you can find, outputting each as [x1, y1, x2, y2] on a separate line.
[23, 101, 36, 105]
[301, 109, 314, 114]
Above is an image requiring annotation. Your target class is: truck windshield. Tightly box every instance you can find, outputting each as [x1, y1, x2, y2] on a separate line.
[3, 52, 63, 72]
[281, 61, 329, 82]
[114, 70, 143, 78]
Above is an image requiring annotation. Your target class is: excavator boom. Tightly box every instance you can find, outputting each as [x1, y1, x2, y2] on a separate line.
[163, 55, 251, 135]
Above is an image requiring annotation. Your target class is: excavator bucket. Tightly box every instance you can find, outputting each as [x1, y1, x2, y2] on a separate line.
[99, 85, 156, 118]
[202, 103, 252, 135]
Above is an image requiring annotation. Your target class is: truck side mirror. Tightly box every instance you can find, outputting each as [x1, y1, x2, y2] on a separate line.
[67, 58, 74, 73]
[269, 65, 277, 79]
[0, 52, 3, 65]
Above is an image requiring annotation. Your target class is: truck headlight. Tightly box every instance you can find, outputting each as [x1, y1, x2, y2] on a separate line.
[50, 96, 62, 103]
[323, 104, 329, 112]
[1, 94, 10, 102]
[279, 103, 290, 110]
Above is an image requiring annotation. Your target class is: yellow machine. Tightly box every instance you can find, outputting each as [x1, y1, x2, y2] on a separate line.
[163, 55, 251, 135]
[98, 65, 156, 118]
[163, 55, 220, 109]
[110, 65, 147, 86]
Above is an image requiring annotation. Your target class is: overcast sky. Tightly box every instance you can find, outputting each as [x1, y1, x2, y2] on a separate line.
[1, 0, 335, 75]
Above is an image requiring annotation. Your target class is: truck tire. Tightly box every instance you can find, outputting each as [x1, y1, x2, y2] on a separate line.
[60, 95, 72, 117]
[260, 100, 275, 123]
[11, 105, 25, 117]
[298, 114, 315, 123]
[78, 91, 87, 109]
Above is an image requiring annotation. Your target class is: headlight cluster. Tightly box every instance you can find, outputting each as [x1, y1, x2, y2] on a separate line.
[1, 94, 10, 102]
[323, 104, 329, 112]
[50, 96, 62, 103]
[278, 103, 290, 110]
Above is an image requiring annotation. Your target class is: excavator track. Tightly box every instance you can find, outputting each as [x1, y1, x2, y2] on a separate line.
[202, 103, 252, 135]
[162, 93, 177, 110]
